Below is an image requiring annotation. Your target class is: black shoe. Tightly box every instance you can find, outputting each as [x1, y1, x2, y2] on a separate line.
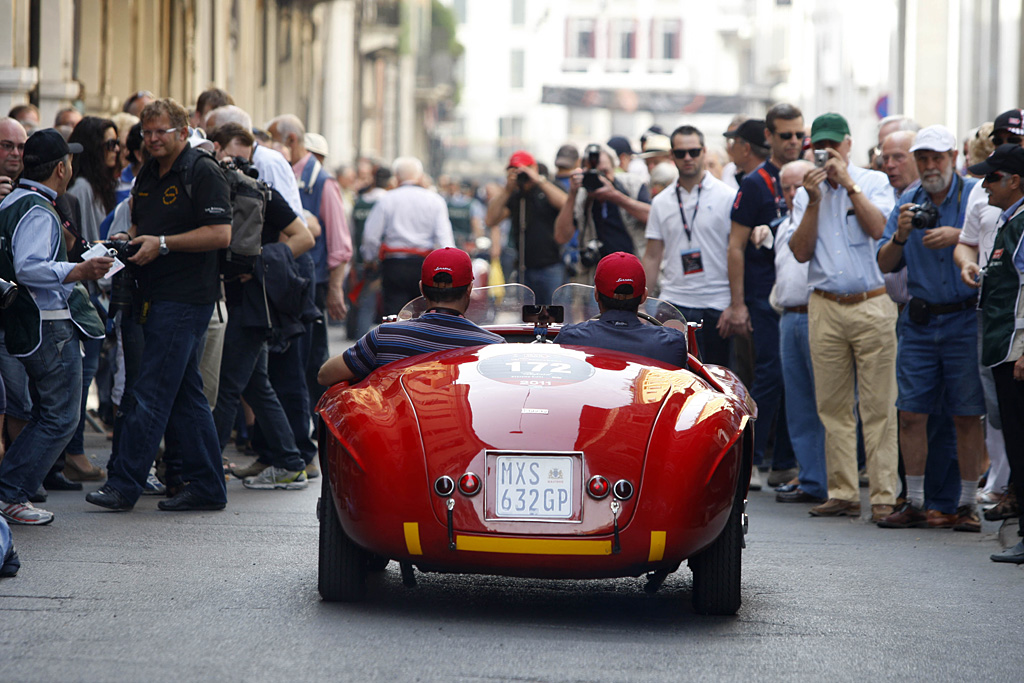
[43, 471, 83, 491]
[28, 487, 47, 503]
[85, 485, 134, 511]
[776, 488, 827, 504]
[0, 543, 19, 578]
[158, 487, 225, 512]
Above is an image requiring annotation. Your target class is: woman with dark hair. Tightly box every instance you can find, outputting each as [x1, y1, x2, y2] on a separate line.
[61, 116, 120, 482]
[68, 116, 119, 245]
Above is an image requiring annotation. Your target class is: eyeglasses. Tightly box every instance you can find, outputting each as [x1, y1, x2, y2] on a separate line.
[103, 139, 121, 151]
[0, 140, 25, 153]
[775, 131, 805, 141]
[141, 127, 179, 139]
[993, 134, 1023, 146]
[984, 171, 1007, 184]
[672, 147, 704, 159]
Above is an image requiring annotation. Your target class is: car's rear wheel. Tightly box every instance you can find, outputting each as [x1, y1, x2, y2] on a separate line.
[318, 476, 367, 601]
[688, 495, 742, 615]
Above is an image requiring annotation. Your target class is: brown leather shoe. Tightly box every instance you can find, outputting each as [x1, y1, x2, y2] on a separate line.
[983, 490, 1019, 521]
[925, 509, 957, 528]
[870, 504, 894, 522]
[877, 501, 928, 528]
[809, 498, 861, 517]
[952, 505, 981, 532]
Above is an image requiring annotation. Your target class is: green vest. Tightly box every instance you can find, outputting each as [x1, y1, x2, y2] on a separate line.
[446, 196, 473, 244]
[0, 191, 104, 356]
[979, 209, 1024, 367]
[351, 196, 378, 265]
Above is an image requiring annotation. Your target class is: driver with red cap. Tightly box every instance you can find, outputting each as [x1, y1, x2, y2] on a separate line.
[554, 252, 688, 367]
[318, 247, 504, 384]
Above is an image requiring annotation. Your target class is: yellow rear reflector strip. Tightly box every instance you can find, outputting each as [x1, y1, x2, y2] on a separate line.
[456, 535, 612, 556]
[404, 522, 423, 555]
[648, 531, 666, 562]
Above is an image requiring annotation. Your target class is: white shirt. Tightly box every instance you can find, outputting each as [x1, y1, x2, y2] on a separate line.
[959, 179, 1002, 268]
[773, 215, 812, 307]
[645, 171, 735, 309]
[252, 142, 305, 222]
[361, 182, 455, 262]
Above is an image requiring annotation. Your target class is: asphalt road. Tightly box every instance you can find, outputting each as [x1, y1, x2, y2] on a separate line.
[1, 326, 1021, 682]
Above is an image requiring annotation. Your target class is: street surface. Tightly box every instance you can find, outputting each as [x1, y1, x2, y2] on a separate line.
[1, 327, 1020, 682]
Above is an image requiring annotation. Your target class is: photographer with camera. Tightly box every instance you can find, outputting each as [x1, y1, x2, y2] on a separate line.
[875, 125, 986, 532]
[486, 150, 567, 304]
[554, 143, 650, 283]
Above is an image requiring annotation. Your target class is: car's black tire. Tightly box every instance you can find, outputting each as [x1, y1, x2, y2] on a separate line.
[318, 477, 367, 601]
[689, 496, 742, 615]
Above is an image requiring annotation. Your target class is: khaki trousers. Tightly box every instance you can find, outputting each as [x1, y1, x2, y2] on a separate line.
[807, 293, 899, 505]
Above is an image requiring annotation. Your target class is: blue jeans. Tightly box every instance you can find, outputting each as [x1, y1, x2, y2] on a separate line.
[524, 262, 565, 305]
[0, 329, 31, 421]
[213, 309, 303, 471]
[264, 337, 317, 465]
[0, 321, 82, 503]
[779, 312, 827, 498]
[673, 306, 732, 367]
[66, 335, 102, 454]
[747, 297, 794, 469]
[106, 301, 226, 505]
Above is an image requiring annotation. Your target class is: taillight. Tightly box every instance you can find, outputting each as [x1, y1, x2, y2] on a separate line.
[612, 479, 634, 501]
[434, 475, 454, 497]
[587, 475, 609, 499]
[459, 472, 481, 496]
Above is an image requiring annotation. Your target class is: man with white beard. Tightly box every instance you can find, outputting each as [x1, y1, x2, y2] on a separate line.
[876, 125, 986, 532]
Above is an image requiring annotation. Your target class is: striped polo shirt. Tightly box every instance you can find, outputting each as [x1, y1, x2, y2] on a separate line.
[343, 311, 504, 380]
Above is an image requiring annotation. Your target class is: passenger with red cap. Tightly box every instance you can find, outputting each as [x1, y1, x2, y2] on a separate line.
[318, 248, 504, 385]
[485, 149, 568, 304]
[554, 252, 688, 367]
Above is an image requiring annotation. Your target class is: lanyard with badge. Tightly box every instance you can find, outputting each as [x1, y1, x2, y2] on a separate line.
[675, 182, 704, 275]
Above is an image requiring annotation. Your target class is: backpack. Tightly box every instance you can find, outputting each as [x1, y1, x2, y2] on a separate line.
[175, 148, 270, 277]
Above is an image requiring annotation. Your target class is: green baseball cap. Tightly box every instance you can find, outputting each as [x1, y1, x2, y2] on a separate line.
[810, 113, 850, 144]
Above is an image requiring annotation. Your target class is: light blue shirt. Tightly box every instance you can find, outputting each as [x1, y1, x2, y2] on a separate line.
[773, 215, 812, 308]
[791, 163, 894, 295]
[0, 180, 76, 311]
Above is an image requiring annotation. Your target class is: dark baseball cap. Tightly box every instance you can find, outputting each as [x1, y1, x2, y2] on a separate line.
[991, 109, 1024, 136]
[724, 119, 767, 148]
[595, 252, 646, 299]
[607, 135, 635, 156]
[968, 143, 1024, 177]
[554, 144, 579, 169]
[22, 128, 82, 170]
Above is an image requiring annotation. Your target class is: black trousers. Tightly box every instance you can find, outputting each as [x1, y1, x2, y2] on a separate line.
[381, 257, 425, 317]
[992, 360, 1024, 536]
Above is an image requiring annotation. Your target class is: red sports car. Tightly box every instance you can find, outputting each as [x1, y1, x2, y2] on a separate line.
[316, 284, 755, 615]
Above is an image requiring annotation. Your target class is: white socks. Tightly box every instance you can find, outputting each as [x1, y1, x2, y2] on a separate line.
[959, 479, 978, 509]
[906, 475, 925, 509]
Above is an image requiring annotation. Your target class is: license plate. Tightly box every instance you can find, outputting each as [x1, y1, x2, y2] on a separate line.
[493, 455, 574, 519]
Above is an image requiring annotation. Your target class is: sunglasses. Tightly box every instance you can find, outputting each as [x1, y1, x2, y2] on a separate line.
[993, 134, 1023, 146]
[672, 147, 703, 159]
[103, 139, 121, 151]
[984, 171, 1007, 184]
[775, 131, 805, 141]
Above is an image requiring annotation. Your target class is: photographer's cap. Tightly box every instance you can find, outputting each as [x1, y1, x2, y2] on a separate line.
[992, 109, 1024, 136]
[305, 132, 329, 157]
[638, 134, 671, 157]
[607, 136, 635, 156]
[724, 119, 767, 148]
[967, 143, 1024, 177]
[554, 144, 579, 170]
[810, 113, 850, 144]
[22, 128, 83, 170]
[421, 247, 473, 288]
[909, 125, 956, 153]
[595, 252, 646, 300]
[508, 150, 536, 168]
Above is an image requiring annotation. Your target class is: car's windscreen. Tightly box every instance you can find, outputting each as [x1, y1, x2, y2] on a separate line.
[552, 284, 686, 326]
[398, 284, 536, 325]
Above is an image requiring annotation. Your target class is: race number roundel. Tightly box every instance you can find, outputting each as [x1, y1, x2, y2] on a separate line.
[477, 352, 594, 387]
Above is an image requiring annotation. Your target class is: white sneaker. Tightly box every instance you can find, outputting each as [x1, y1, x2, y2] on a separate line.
[1, 500, 55, 525]
[243, 467, 308, 490]
[749, 468, 764, 492]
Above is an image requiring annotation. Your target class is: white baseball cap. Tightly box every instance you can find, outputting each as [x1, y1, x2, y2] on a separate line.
[909, 125, 956, 153]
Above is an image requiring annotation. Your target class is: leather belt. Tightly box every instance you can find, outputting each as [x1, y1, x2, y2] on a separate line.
[922, 296, 977, 315]
[813, 287, 887, 305]
[784, 305, 808, 314]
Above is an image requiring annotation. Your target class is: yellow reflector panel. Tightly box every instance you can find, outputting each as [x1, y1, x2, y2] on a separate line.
[648, 531, 666, 562]
[456, 535, 612, 556]
[404, 522, 423, 555]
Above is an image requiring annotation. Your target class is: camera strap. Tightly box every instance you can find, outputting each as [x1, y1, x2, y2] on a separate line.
[674, 183, 701, 244]
[17, 182, 88, 255]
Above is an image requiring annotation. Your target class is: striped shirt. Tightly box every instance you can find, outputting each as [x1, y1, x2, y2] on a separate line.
[342, 311, 504, 380]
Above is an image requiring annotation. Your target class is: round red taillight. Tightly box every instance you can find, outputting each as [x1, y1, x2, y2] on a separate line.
[587, 475, 609, 499]
[459, 472, 480, 496]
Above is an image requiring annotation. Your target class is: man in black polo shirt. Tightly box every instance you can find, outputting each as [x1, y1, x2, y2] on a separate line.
[87, 98, 232, 513]
[719, 103, 805, 486]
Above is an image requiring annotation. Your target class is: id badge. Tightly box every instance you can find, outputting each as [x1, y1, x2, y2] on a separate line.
[681, 249, 704, 275]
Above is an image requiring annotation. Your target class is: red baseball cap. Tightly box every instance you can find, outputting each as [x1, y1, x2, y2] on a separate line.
[421, 247, 473, 288]
[508, 150, 536, 168]
[594, 252, 646, 299]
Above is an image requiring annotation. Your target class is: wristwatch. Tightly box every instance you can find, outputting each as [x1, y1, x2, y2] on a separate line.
[848, 184, 862, 196]
[159, 235, 169, 256]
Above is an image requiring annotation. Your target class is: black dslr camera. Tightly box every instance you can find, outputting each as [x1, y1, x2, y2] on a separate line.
[908, 202, 940, 229]
[581, 144, 603, 192]
[103, 240, 141, 315]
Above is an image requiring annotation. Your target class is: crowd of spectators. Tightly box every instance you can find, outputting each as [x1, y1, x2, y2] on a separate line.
[0, 89, 1021, 568]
